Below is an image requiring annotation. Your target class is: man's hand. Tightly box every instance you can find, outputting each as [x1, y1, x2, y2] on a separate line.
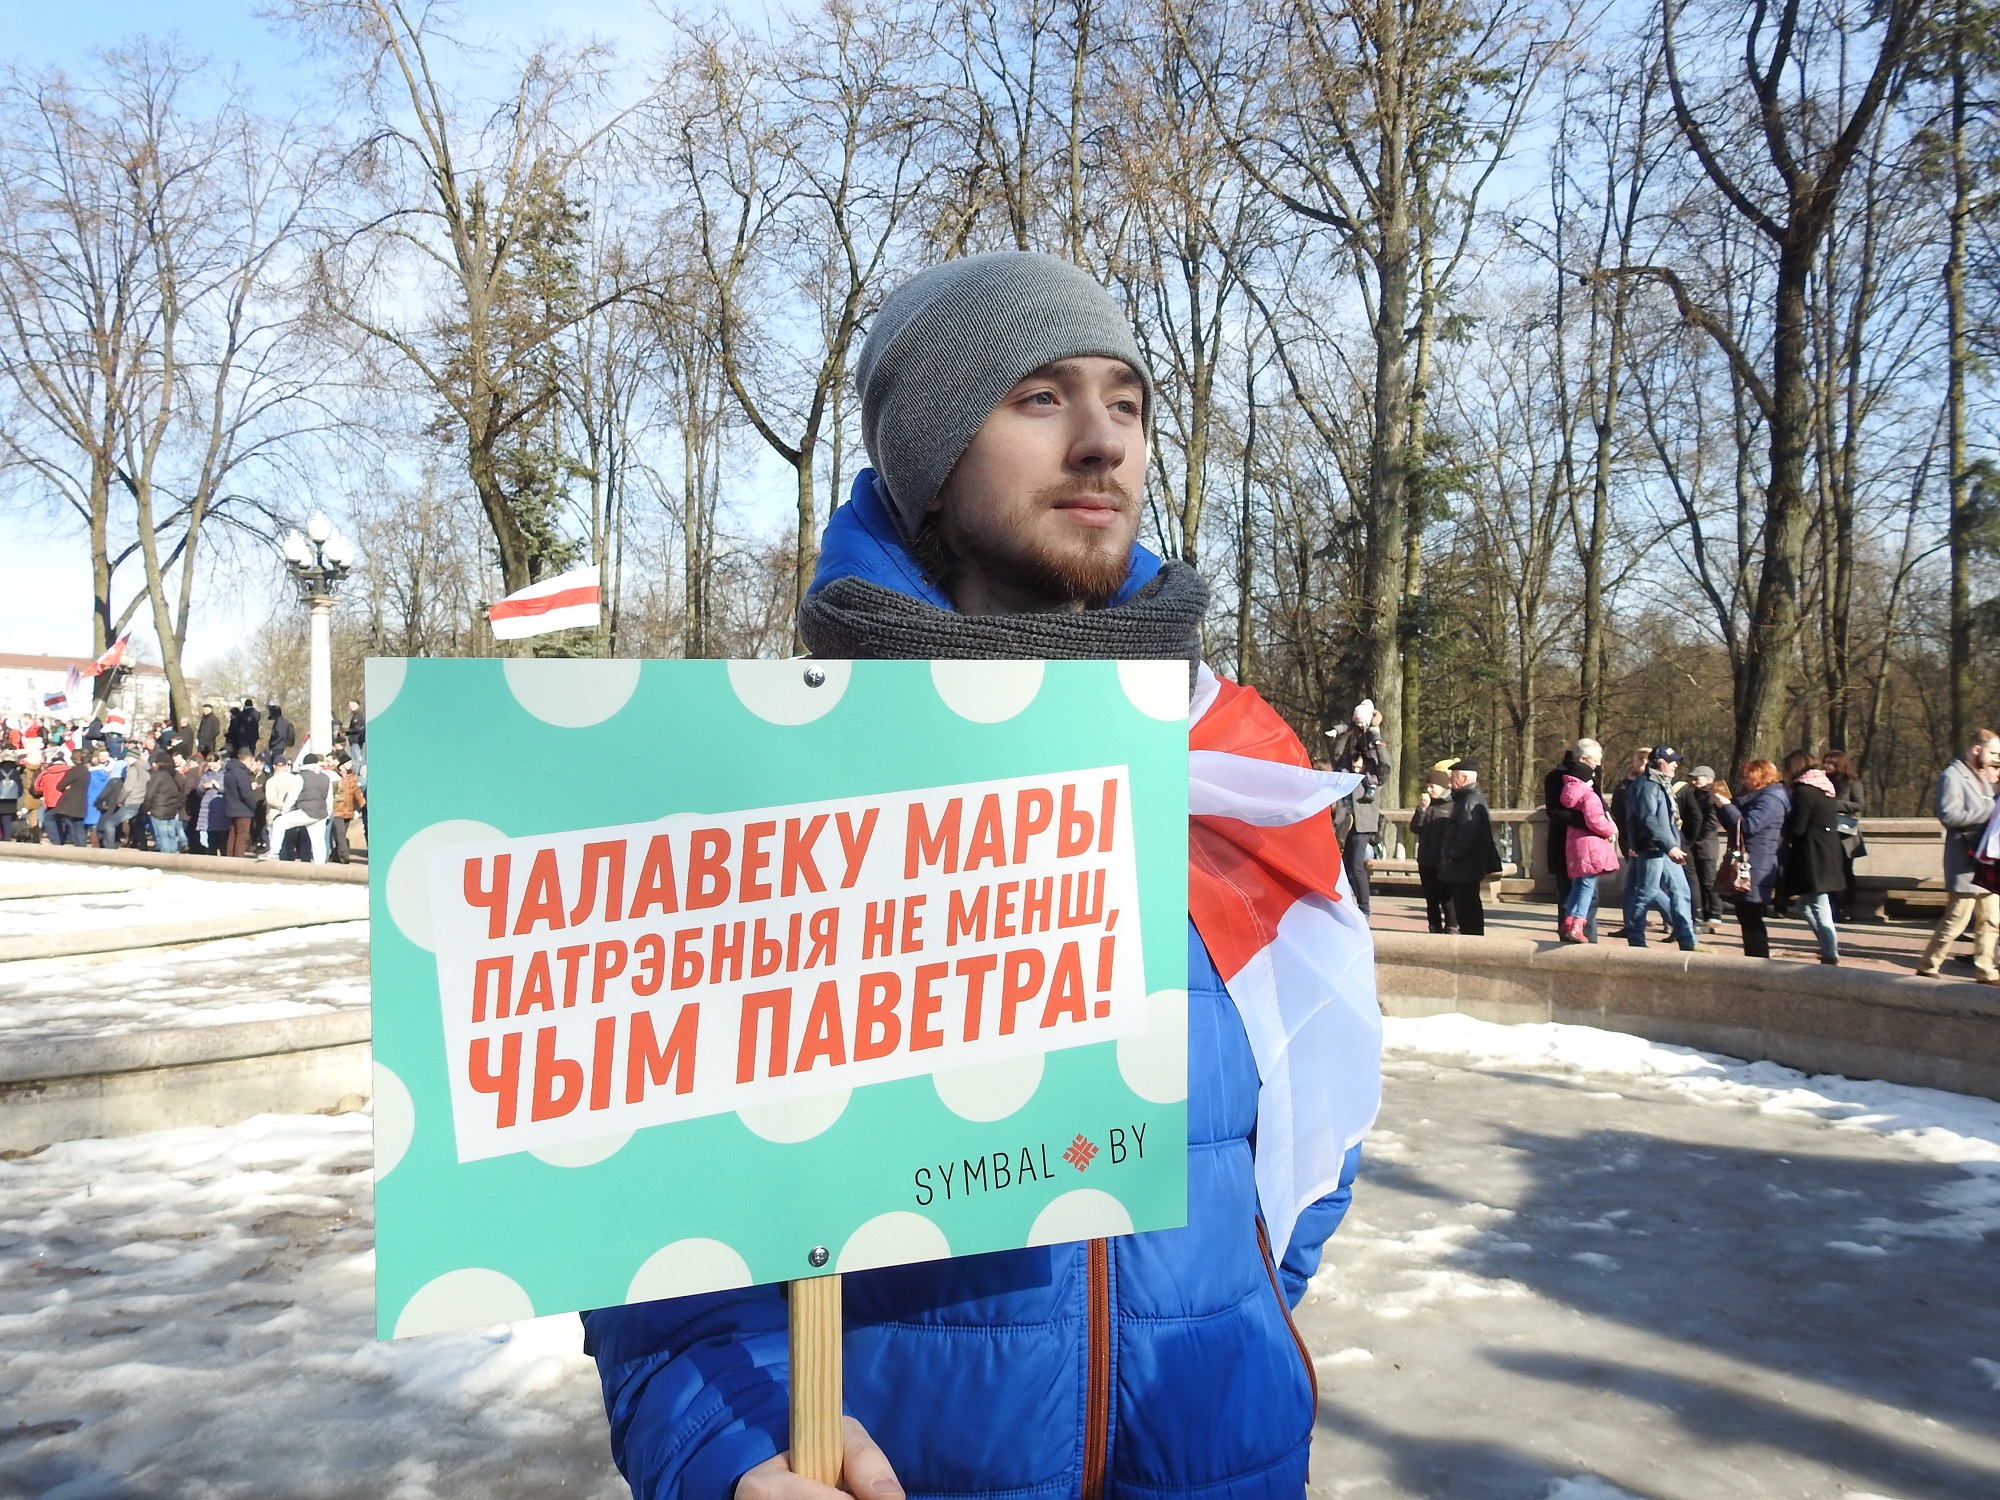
[1668, 847, 1688, 865]
[739, 1417, 903, 1500]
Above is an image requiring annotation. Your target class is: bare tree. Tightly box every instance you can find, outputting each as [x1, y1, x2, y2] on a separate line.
[0, 47, 330, 715]
[656, 1, 942, 630]
[1175, 0, 1563, 791]
[287, 0, 637, 614]
[1630, 0, 1925, 767]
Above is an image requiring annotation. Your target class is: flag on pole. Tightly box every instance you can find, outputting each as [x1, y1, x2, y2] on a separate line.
[102, 708, 130, 737]
[85, 634, 131, 677]
[487, 565, 601, 640]
[1184, 663, 1382, 1261]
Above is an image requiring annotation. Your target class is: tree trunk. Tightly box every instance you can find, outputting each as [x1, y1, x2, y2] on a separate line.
[1945, 40, 1972, 750]
[1363, 235, 1411, 803]
[1732, 245, 1813, 770]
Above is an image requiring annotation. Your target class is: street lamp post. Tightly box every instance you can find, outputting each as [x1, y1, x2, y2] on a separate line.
[281, 512, 354, 759]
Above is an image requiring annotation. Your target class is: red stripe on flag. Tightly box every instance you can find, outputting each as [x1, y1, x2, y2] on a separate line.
[489, 585, 599, 621]
[1187, 675, 1346, 982]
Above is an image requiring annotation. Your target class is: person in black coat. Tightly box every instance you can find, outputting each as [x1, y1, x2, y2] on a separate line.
[196, 703, 221, 756]
[1439, 758, 1501, 936]
[222, 747, 260, 858]
[1782, 749, 1845, 965]
[1410, 766, 1458, 933]
[265, 703, 296, 763]
[227, 699, 260, 755]
[53, 757, 93, 846]
[1676, 766, 1724, 929]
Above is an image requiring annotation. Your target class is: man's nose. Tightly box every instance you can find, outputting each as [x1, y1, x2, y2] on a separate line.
[1067, 403, 1128, 473]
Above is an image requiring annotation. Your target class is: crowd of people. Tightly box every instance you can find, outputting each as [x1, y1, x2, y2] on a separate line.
[1322, 708, 2000, 983]
[0, 697, 368, 864]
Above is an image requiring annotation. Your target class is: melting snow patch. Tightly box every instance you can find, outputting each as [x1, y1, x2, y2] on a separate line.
[1315, 1347, 1376, 1367]
[0, 1112, 621, 1496]
[1546, 1478, 1643, 1500]
[1384, 1015, 2000, 1166]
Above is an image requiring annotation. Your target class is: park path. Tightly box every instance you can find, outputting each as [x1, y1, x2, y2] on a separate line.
[1303, 1019, 2000, 1500]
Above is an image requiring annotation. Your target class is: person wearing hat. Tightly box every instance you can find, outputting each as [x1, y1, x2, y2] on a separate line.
[1411, 762, 1459, 932]
[1675, 765, 1724, 932]
[583, 253, 1378, 1500]
[1438, 757, 1502, 933]
[1620, 746, 1698, 950]
[1326, 700, 1389, 915]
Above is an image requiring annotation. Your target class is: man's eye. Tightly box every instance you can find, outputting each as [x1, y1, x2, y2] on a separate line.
[1025, 391, 1058, 406]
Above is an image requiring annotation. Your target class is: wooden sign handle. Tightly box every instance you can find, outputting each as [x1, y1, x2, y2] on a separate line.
[789, 1273, 843, 1485]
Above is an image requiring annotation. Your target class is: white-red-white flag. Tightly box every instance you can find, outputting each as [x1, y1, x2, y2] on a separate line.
[487, 565, 601, 640]
[85, 634, 130, 677]
[1187, 663, 1382, 1260]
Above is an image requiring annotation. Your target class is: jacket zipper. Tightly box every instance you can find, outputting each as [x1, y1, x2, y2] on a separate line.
[1256, 1217, 1318, 1409]
[1082, 1237, 1110, 1500]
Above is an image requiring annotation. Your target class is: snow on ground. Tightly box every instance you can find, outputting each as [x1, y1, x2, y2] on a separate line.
[1384, 1013, 2000, 1164]
[0, 921, 370, 1043]
[0, 868, 364, 938]
[0, 1113, 624, 1500]
[1384, 1014, 2000, 1254]
[0, 859, 142, 890]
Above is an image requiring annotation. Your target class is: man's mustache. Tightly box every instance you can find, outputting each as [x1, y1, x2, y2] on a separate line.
[1037, 477, 1137, 509]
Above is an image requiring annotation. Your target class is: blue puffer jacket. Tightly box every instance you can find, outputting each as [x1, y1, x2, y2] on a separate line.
[583, 474, 1361, 1499]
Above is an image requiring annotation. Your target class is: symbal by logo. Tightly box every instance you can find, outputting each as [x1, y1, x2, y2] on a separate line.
[1063, 1133, 1099, 1172]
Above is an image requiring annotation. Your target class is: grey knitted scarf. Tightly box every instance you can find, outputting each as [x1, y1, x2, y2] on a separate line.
[796, 561, 1209, 669]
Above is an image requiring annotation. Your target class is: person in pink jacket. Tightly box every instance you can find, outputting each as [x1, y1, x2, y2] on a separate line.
[1559, 738, 1620, 944]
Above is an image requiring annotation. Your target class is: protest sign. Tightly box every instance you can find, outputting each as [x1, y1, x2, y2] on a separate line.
[368, 657, 1190, 1341]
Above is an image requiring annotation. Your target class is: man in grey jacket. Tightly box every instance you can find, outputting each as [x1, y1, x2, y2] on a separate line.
[1620, 747, 1697, 951]
[1916, 729, 1999, 982]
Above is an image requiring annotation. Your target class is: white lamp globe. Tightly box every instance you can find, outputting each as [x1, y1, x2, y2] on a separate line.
[306, 511, 332, 544]
[282, 531, 311, 566]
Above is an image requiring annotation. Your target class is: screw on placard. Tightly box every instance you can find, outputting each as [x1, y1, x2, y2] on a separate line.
[807, 1245, 831, 1268]
[803, 666, 827, 688]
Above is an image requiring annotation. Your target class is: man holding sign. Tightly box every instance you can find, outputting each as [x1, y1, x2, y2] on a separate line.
[581, 254, 1381, 1499]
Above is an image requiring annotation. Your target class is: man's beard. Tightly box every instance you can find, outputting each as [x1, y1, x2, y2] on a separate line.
[930, 476, 1138, 609]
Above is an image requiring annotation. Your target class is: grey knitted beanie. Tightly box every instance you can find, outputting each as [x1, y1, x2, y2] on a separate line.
[855, 252, 1154, 537]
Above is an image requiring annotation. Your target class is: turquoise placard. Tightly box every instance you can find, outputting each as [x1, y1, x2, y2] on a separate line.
[366, 657, 1189, 1340]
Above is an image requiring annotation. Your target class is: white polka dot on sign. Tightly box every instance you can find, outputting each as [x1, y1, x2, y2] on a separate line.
[738, 1089, 850, 1143]
[1028, 1188, 1134, 1246]
[932, 1052, 1045, 1121]
[1116, 989, 1188, 1104]
[626, 1238, 754, 1303]
[392, 1267, 536, 1339]
[726, 659, 851, 725]
[372, 1061, 416, 1180]
[1117, 659, 1188, 721]
[385, 820, 505, 951]
[930, 660, 1044, 722]
[502, 657, 642, 728]
[365, 658, 408, 719]
[531, 1132, 633, 1168]
[837, 1211, 951, 1273]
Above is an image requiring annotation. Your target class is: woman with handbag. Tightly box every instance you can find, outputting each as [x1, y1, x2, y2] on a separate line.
[1718, 760, 1790, 959]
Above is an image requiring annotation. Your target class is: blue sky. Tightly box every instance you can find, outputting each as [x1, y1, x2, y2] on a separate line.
[0, 0, 712, 664]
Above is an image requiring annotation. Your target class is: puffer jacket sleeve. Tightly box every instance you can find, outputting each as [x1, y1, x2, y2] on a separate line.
[1275, 1141, 1364, 1306]
[581, 1286, 791, 1500]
